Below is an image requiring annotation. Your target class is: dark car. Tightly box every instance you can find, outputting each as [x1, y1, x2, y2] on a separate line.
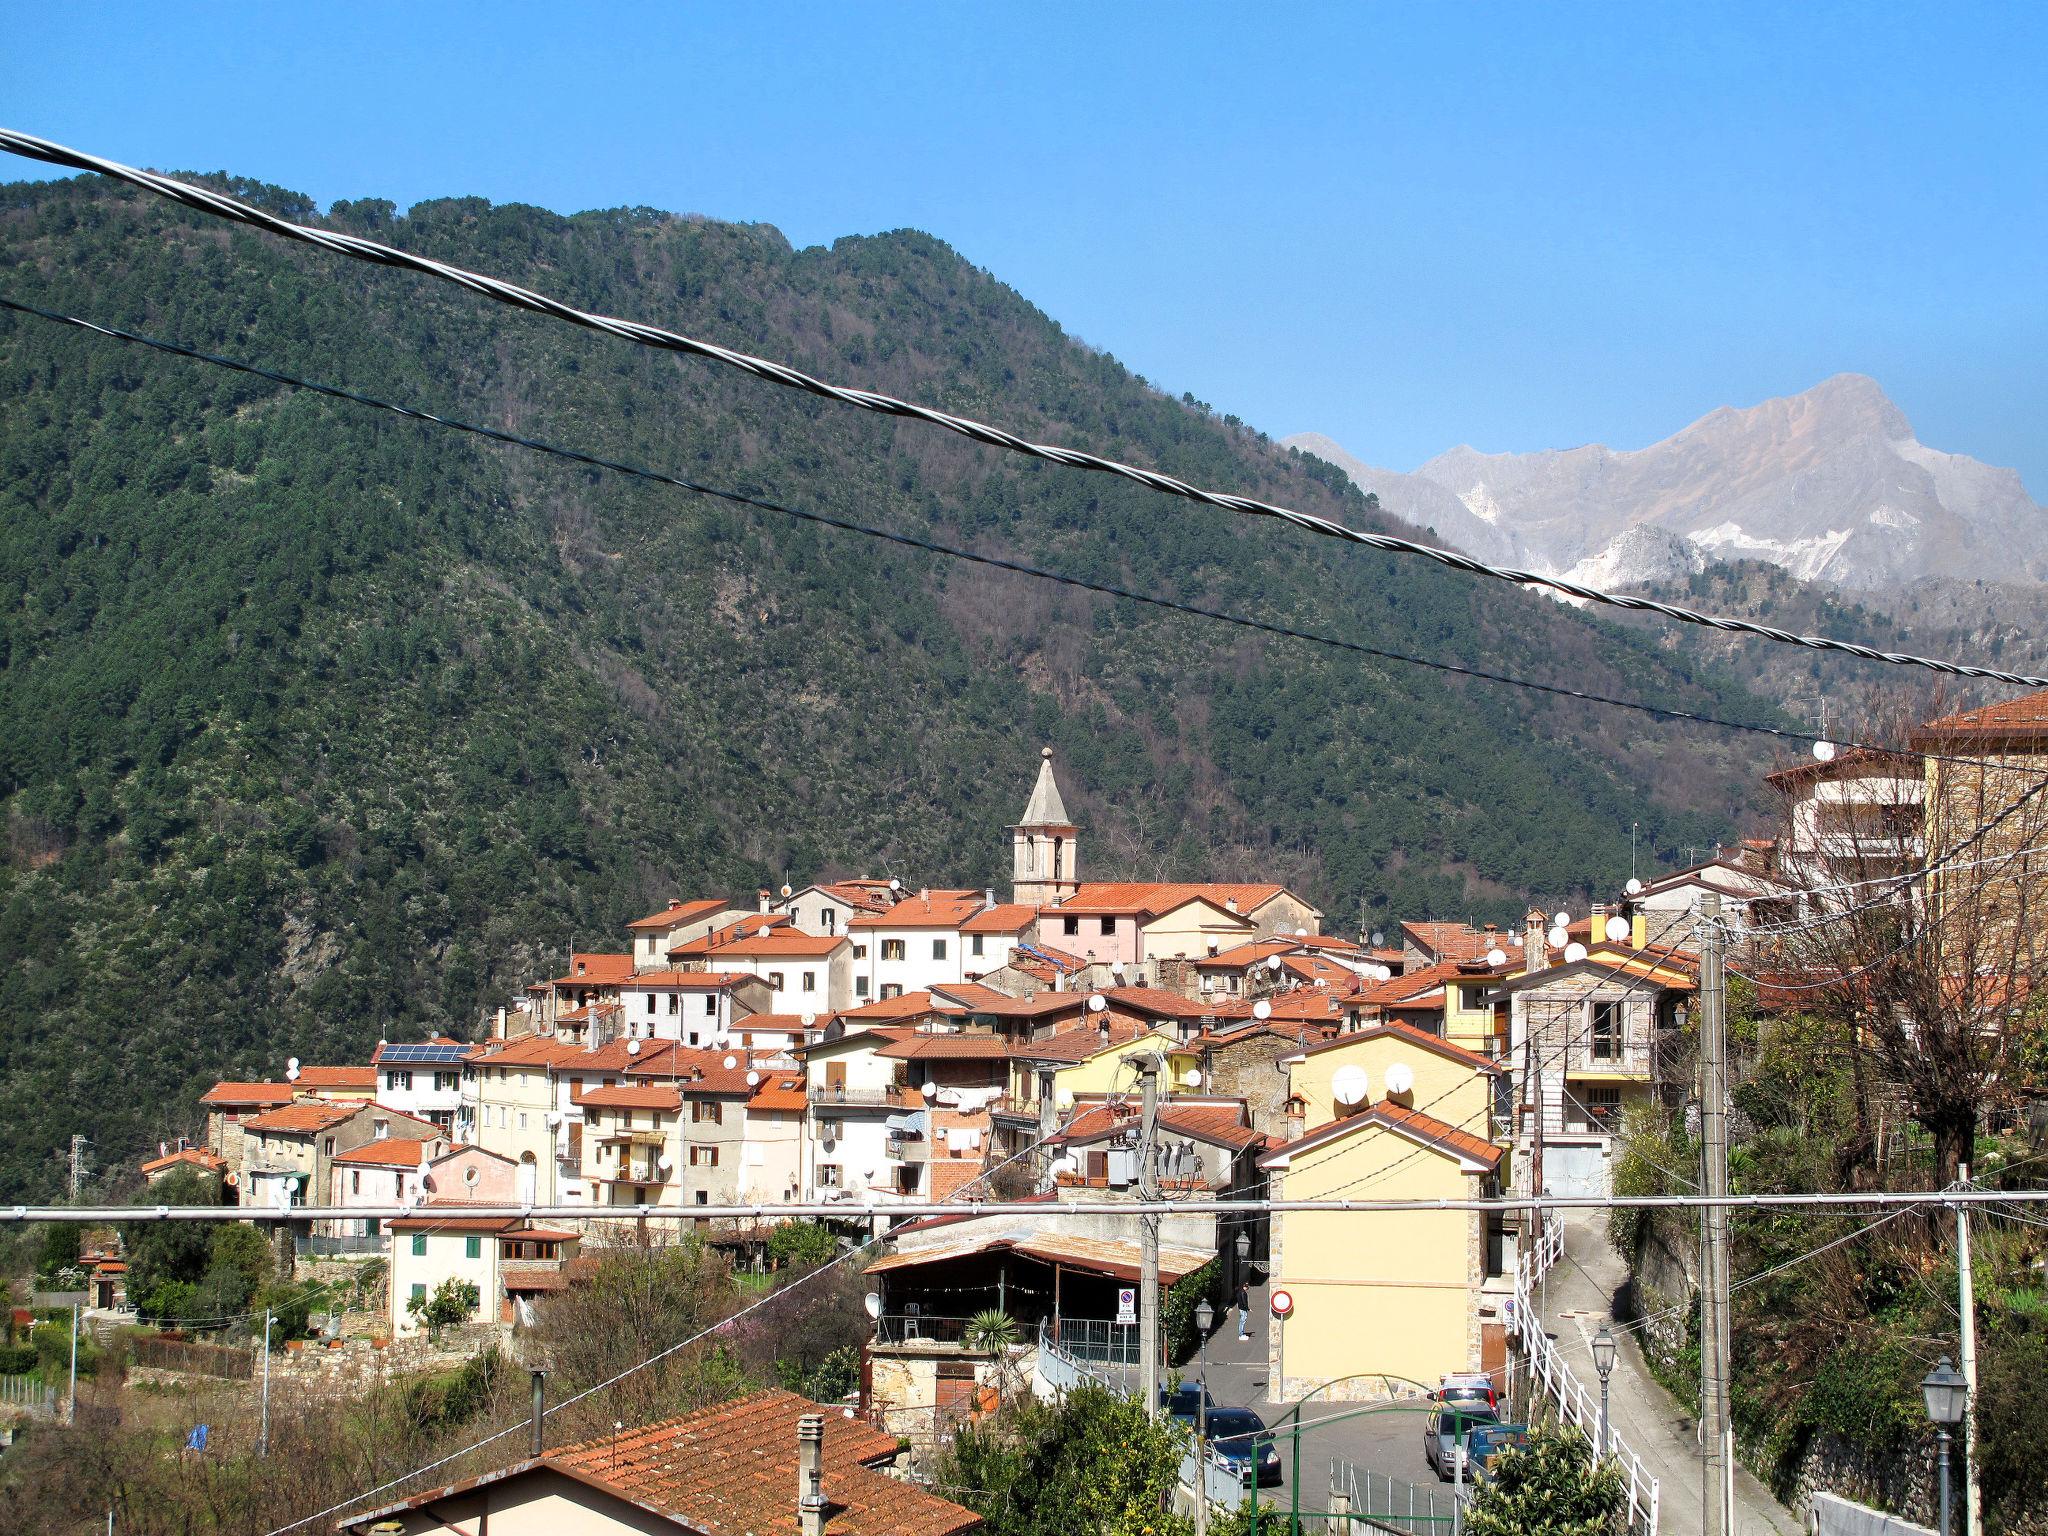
[1204, 1407, 1284, 1487]
[1465, 1423, 1531, 1481]
[1422, 1403, 1499, 1481]
[1160, 1380, 1217, 1429]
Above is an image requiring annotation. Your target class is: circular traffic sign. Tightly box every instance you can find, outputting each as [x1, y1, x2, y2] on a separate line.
[1270, 1288, 1294, 1319]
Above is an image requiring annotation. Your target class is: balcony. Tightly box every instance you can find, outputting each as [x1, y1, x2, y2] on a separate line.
[813, 1084, 916, 1108]
[601, 1160, 670, 1185]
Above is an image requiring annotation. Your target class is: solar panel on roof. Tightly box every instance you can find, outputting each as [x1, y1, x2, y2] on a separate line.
[379, 1043, 468, 1063]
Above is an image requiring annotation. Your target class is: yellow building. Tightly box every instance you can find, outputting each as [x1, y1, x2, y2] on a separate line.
[1279, 1022, 1503, 1144]
[1008, 1023, 1180, 1111]
[1258, 1104, 1503, 1400]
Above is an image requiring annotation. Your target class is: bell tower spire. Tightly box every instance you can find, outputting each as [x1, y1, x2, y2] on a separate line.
[1011, 747, 1080, 908]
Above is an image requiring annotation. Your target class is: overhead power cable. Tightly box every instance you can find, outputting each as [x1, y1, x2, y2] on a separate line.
[0, 295, 1987, 765]
[5, 126, 2046, 692]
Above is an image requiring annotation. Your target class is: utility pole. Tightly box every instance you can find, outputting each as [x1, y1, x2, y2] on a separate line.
[68, 1134, 88, 1199]
[67, 1303, 79, 1422]
[259, 1308, 272, 1456]
[1957, 1167, 1981, 1536]
[1699, 893, 1734, 1536]
[1136, 1052, 1162, 1420]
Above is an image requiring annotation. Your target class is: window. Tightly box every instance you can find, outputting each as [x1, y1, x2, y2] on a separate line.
[434, 1071, 458, 1092]
[693, 1100, 723, 1125]
[387, 1069, 413, 1091]
[411, 1282, 426, 1303]
[818, 1164, 841, 1187]
[853, 943, 867, 960]
[668, 994, 679, 1015]
[970, 935, 985, 957]
[932, 939, 948, 961]
[691, 1146, 720, 1166]
[411, 1234, 426, 1256]
[1590, 1001, 1622, 1060]
[855, 976, 871, 998]
[351, 1171, 361, 1195]
[695, 1190, 710, 1205]
[372, 1119, 389, 1140]
[880, 984, 903, 1000]
[823, 909, 837, 933]
[881, 939, 906, 962]
[801, 970, 817, 993]
[518, 1111, 529, 1130]
[704, 995, 717, 1015]
[1100, 917, 1115, 936]
[464, 1235, 481, 1259]
[1063, 916, 1080, 936]
[324, 1137, 336, 1155]
[768, 971, 786, 991]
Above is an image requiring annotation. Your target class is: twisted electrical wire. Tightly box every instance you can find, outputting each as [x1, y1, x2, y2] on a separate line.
[6, 126, 2047, 691]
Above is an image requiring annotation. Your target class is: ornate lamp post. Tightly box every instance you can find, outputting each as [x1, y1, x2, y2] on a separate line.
[1193, 1297, 1214, 1536]
[1921, 1355, 1967, 1536]
[1591, 1324, 1617, 1457]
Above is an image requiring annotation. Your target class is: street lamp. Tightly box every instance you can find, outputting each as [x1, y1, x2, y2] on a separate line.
[1922, 1356, 1966, 1536]
[1193, 1298, 1215, 1536]
[1591, 1325, 1617, 1457]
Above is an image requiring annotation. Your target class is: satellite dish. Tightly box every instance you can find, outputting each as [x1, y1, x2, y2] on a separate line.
[1604, 915, 1631, 943]
[421, 1173, 437, 1192]
[888, 877, 902, 893]
[463, 1166, 480, 1188]
[1331, 1065, 1369, 1106]
[657, 1152, 673, 1172]
[1565, 942, 1589, 963]
[286, 1057, 300, 1072]
[1371, 964, 1391, 982]
[1485, 948, 1508, 968]
[1552, 911, 1571, 927]
[1253, 1000, 1273, 1021]
[286, 1066, 301, 1083]
[780, 883, 793, 898]
[1370, 931, 1385, 948]
[627, 1040, 641, 1056]
[1812, 739, 1838, 763]
[1182, 1068, 1204, 1089]
[1295, 927, 1309, 938]
[377, 1039, 387, 1050]
[1087, 994, 1109, 1013]
[1625, 878, 1644, 897]
[757, 923, 774, 937]
[801, 1012, 817, 1028]
[863, 1292, 883, 1319]
[1266, 956, 1284, 973]
[1385, 1062, 1415, 1096]
[1548, 926, 1569, 950]
[224, 1172, 239, 1189]
[746, 1070, 761, 1086]
[545, 1110, 562, 1128]
[722, 1054, 738, 1070]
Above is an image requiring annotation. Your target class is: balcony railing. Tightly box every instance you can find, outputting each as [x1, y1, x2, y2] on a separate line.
[812, 1085, 906, 1107]
[874, 1314, 976, 1345]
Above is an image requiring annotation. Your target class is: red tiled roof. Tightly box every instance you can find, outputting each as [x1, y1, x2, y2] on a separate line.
[627, 898, 734, 931]
[838, 991, 953, 1021]
[242, 1101, 362, 1135]
[292, 1065, 376, 1090]
[333, 1139, 436, 1167]
[849, 889, 988, 930]
[1103, 985, 1213, 1018]
[1913, 688, 2048, 745]
[1398, 923, 1521, 965]
[930, 982, 1025, 1010]
[1287, 1020, 1505, 1075]
[1263, 1101, 1502, 1171]
[668, 914, 794, 957]
[875, 1033, 1016, 1060]
[749, 1075, 808, 1112]
[627, 1046, 757, 1095]
[703, 930, 850, 959]
[808, 879, 903, 914]
[1194, 939, 1297, 970]
[473, 1035, 587, 1069]
[579, 1083, 684, 1111]
[1057, 1099, 1258, 1150]
[200, 1081, 294, 1108]
[1014, 1020, 1158, 1063]
[548, 952, 636, 986]
[141, 1147, 227, 1176]
[1046, 881, 1291, 919]
[959, 903, 1039, 934]
[623, 969, 760, 991]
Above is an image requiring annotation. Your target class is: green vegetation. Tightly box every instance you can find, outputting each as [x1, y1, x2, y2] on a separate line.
[1462, 1427, 1625, 1536]
[766, 1219, 840, 1270]
[406, 1277, 482, 1341]
[1164, 1256, 1221, 1362]
[0, 168, 1772, 1198]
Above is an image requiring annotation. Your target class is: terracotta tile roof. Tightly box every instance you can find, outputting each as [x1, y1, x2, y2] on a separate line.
[566, 1037, 680, 1074]
[1194, 939, 1297, 970]
[1764, 744, 1917, 787]
[669, 914, 793, 957]
[548, 952, 636, 986]
[333, 1139, 436, 1167]
[242, 1100, 363, 1135]
[703, 930, 850, 959]
[849, 889, 988, 930]
[577, 1083, 684, 1111]
[627, 898, 735, 931]
[627, 1047, 757, 1095]
[473, 1035, 587, 1069]
[200, 1080, 295, 1107]
[1104, 985, 1213, 1018]
[1398, 923, 1520, 965]
[808, 879, 903, 913]
[540, 1388, 979, 1536]
[1013, 1020, 1158, 1063]
[623, 969, 760, 991]
[499, 1261, 570, 1293]
[838, 991, 952, 1022]
[1913, 688, 2048, 745]
[946, 989, 1086, 1020]
[1003, 940, 1090, 981]
[1262, 1102, 1502, 1171]
[959, 903, 1039, 934]
[1057, 1099, 1259, 1151]
[727, 1012, 828, 1036]
[1047, 881, 1291, 919]
[1286, 1020, 1505, 1075]
[874, 1032, 1016, 1060]
[141, 1147, 227, 1176]
[749, 1075, 808, 1111]
[1278, 954, 1357, 987]
[281, 1065, 373, 1090]
[929, 982, 1026, 1010]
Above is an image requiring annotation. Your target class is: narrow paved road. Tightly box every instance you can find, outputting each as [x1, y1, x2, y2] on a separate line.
[1539, 1213, 1800, 1536]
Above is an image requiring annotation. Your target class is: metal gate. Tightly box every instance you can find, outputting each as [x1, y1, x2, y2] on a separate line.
[1545, 1141, 1607, 1197]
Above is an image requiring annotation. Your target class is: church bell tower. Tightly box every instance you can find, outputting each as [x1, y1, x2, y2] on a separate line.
[1010, 747, 1080, 908]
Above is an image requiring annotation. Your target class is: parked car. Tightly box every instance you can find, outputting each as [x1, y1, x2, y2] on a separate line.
[1204, 1407, 1284, 1487]
[1422, 1402, 1499, 1481]
[1464, 1423, 1530, 1481]
[1434, 1372, 1499, 1413]
[1160, 1379, 1216, 1428]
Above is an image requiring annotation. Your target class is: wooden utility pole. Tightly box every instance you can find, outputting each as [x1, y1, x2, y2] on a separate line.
[1137, 1051, 1161, 1420]
[1699, 893, 1734, 1536]
[1958, 1167, 1981, 1536]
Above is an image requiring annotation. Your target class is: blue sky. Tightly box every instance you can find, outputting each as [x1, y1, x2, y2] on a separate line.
[9, 1, 2045, 493]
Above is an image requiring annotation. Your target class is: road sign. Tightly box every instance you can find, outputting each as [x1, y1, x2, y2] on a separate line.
[1116, 1287, 1136, 1325]
[1270, 1288, 1294, 1319]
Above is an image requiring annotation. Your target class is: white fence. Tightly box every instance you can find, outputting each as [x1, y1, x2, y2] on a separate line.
[0, 1374, 58, 1415]
[1515, 1220, 1660, 1534]
[1330, 1455, 1457, 1535]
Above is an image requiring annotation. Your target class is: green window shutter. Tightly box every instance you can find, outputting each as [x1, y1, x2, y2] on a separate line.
[411, 1283, 425, 1301]
[465, 1235, 481, 1259]
[411, 1234, 426, 1256]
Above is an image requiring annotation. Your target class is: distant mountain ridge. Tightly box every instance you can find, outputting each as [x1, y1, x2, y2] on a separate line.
[1287, 374, 2047, 592]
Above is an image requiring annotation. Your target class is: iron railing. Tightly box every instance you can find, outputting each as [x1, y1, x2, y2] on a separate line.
[1329, 1456, 1456, 1534]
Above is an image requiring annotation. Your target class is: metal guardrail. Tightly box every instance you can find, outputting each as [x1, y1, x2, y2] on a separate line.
[1515, 1221, 1660, 1534]
[1330, 1456, 1456, 1535]
[0, 1373, 57, 1414]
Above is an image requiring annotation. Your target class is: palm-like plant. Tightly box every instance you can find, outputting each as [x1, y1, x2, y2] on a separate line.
[965, 1309, 1020, 1352]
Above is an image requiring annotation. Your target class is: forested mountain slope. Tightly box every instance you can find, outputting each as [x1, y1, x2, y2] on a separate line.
[0, 170, 1776, 1195]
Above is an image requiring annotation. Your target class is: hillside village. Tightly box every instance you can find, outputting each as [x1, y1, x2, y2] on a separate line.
[73, 682, 2021, 1482]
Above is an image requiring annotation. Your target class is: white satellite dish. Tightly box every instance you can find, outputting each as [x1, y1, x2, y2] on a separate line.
[746, 1070, 761, 1086]
[1370, 931, 1385, 948]
[1552, 911, 1571, 928]
[1331, 1064, 1369, 1106]
[757, 922, 774, 937]
[1087, 994, 1109, 1013]
[1050, 1153, 1080, 1177]
[1548, 926, 1570, 950]
[657, 1152, 673, 1171]
[722, 1054, 738, 1070]
[286, 1057, 300, 1072]
[285, 1066, 300, 1083]
[1182, 1068, 1204, 1089]
[781, 883, 793, 898]
[1625, 878, 1644, 897]
[1266, 956, 1284, 973]
[376, 1039, 387, 1050]
[1485, 948, 1508, 968]
[545, 1110, 562, 1128]
[863, 1292, 882, 1319]
[1604, 915, 1631, 943]
[626, 1040, 641, 1056]
[1253, 1000, 1273, 1021]
[1565, 942, 1589, 963]
[463, 1165, 480, 1188]
[1295, 927, 1308, 938]
[1812, 739, 1838, 763]
[1385, 1061, 1415, 1096]
[888, 877, 902, 892]
[801, 1012, 817, 1028]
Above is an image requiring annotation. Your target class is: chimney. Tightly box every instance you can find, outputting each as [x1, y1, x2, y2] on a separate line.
[983, 888, 996, 911]
[758, 889, 771, 914]
[495, 1006, 508, 1039]
[1590, 903, 1607, 945]
[1225, 897, 1239, 914]
[797, 1413, 827, 1536]
[1524, 908, 1547, 973]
